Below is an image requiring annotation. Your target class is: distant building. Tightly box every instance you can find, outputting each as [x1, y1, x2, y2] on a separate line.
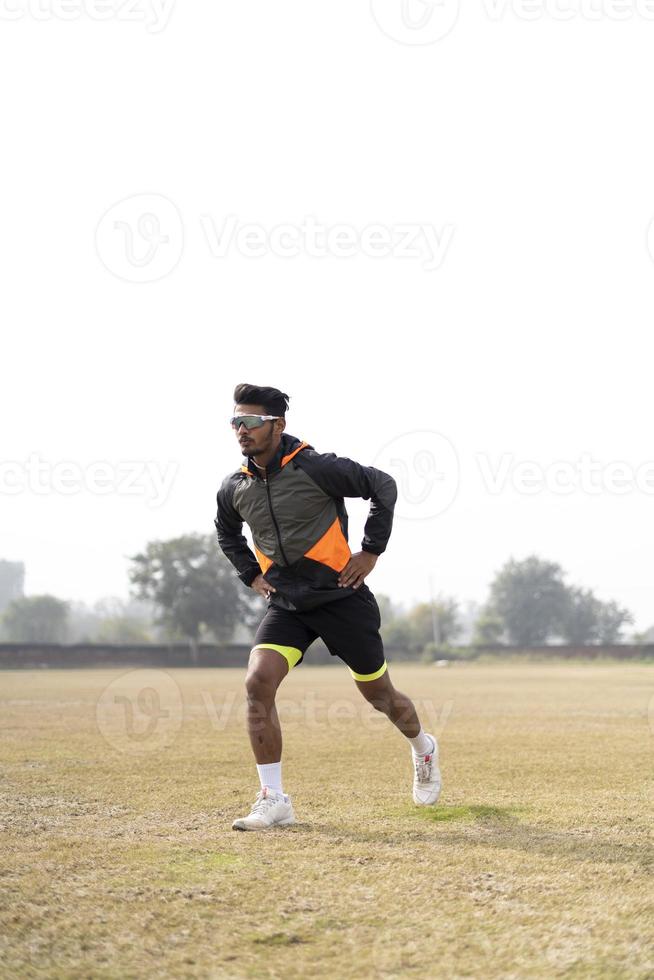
[0, 561, 25, 614]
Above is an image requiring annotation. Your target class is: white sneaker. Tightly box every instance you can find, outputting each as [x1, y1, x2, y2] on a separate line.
[412, 734, 442, 806]
[232, 786, 296, 831]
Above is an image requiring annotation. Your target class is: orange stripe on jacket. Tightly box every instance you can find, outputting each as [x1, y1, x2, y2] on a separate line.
[254, 546, 274, 574]
[304, 516, 351, 572]
[281, 441, 309, 468]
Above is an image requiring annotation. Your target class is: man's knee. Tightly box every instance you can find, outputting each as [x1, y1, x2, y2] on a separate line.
[245, 667, 276, 703]
[245, 647, 288, 701]
[358, 679, 394, 713]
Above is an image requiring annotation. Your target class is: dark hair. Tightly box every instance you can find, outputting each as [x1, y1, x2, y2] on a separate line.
[233, 383, 290, 417]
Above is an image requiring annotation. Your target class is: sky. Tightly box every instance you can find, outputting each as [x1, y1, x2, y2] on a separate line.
[1, 1, 653, 632]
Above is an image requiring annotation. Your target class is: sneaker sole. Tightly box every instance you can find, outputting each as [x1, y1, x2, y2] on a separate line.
[413, 791, 442, 806]
[232, 816, 296, 831]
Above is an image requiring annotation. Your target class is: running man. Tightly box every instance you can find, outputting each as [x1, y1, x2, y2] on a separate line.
[215, 383, 441, 831]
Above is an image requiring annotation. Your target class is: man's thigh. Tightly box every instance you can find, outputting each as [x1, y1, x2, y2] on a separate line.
[302, 586, 387, 682]
[252, 604, 319, 673]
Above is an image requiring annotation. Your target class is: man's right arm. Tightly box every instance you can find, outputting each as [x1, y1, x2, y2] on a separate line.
[214, 474, 261, 588]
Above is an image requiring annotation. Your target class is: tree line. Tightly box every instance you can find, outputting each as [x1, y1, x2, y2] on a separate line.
[0, 537, 643, 652]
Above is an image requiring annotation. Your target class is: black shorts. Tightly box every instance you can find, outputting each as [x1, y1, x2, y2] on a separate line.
[252, 584, 387, 681]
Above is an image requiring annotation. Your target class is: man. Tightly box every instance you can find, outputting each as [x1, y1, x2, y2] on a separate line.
[215, 383, 441, 831]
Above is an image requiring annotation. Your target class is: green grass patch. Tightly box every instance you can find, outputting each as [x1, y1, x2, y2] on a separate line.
[112, 845, 244, 886]
[407, 803, 524, 823]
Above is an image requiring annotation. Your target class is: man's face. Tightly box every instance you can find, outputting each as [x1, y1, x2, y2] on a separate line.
[233, 403, 285, 458]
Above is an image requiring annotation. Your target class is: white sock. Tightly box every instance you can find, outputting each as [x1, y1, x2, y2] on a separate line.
[409, 728, 434, 756]
[256, 762, 283, 795]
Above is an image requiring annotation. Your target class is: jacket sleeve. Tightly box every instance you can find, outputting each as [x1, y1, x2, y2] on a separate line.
[214, 474, 261, 587]
[299, 451, 397, 556]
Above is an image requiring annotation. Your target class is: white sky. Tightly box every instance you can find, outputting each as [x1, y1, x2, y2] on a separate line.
[1, 1, 653, 632]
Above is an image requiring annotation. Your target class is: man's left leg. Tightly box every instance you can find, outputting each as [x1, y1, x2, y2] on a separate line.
[353, 666, 442, 806]
[307, 587, 442, 805]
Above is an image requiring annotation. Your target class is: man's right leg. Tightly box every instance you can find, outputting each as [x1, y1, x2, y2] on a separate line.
[232, 644, 303, 832]
[245, 645, 298, 770]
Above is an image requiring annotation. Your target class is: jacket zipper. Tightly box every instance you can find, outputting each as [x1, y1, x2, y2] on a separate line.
[264, 475, 290, 566]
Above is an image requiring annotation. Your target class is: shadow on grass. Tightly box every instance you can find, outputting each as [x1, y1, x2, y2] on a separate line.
[290, 806, 654, 870]
[440, 822, 654, 870]
[406, 803, 523, 824]
[285, 804, 523, 844]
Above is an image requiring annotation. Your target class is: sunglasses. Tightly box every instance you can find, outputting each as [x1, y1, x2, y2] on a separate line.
[230, 414, 281, 430]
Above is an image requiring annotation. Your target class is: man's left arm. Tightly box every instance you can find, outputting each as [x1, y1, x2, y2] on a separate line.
[299, 451, 398, 588]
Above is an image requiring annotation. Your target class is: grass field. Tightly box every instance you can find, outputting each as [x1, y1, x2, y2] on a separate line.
[1, 663, 653, 979]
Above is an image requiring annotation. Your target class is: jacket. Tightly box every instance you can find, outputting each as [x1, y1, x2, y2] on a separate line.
[214, 432, 397, 611]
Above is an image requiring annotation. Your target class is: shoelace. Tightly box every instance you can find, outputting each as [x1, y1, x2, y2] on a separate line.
[414, 755, 434, 783]
[250, 791, 281, 815]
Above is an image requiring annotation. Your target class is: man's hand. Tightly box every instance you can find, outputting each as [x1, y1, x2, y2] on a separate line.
[338, 551, 378, 589]
[252, 574, 276, 600]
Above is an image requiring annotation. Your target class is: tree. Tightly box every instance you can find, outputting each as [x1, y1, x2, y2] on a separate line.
[559, 587, 602, 644]
[65, 597, 156, 643]
[472, 607, 504, 645]
[405, 603, 434, 649]
[487, 556, 635, 646]
[489, 555, 569, 646]
[594, 599, 634, 644]
[381, 614, 415, 655]
[381, 595, 460, 654]
[92, 597, 154, 643]
[2, 595, 69, 642]
[95, 616, 152, 644]
[374, 593, 395, 625]
[128, 534, 254, 656]
[426, 595, 461, 646]
[559, 588, 634, 644]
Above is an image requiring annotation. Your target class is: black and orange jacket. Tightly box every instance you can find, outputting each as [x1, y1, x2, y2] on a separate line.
[214, 433, 397, 612]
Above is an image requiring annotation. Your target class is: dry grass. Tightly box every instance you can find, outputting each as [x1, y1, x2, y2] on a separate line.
[1, 663, 653, 979]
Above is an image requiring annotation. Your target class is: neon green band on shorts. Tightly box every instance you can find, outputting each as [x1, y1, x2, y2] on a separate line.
[251, 644, 303, 669]
[349, 661, 388, 682]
